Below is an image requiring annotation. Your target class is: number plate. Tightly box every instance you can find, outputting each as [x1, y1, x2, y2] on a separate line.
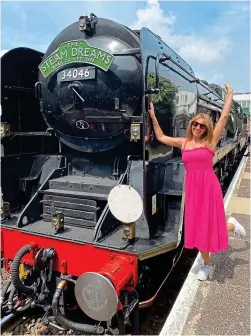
[57, 67, 96, 82]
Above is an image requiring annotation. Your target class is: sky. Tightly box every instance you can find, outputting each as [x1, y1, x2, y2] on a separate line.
[1, 0, 250, 92]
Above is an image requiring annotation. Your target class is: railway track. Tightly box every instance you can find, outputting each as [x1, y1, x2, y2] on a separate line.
[0, 154, 244, 335]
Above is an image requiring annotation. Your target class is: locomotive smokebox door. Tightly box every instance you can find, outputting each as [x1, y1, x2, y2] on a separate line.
[37, 15, 142, 153]
[108, 184, 143, 242]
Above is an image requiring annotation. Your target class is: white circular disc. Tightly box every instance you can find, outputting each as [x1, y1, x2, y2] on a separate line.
[108, 185, 143, 223]
[75, 272, 118, 321]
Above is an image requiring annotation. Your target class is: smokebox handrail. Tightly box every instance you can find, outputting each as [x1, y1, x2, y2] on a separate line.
[111, 48, 141, 56]
[85, 115, 142, 123]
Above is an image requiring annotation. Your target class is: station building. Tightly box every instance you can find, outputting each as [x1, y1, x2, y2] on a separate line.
[233, 92, 251, 116]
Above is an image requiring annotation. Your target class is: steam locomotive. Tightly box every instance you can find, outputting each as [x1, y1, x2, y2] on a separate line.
[1, 13, 248, 334]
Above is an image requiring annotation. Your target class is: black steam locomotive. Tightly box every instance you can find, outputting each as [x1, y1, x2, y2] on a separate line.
[1, 14, 247, 334]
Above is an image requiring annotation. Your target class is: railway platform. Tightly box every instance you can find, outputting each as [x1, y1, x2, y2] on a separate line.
[160, 151, 250, 336]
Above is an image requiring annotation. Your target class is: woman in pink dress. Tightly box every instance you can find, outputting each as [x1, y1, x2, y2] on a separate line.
[149, 82, 246, 281]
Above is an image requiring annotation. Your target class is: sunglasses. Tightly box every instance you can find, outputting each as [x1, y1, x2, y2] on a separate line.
[191, 121, 207, 130]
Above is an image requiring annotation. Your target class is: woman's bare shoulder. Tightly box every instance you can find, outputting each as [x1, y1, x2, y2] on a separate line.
[175, 137, 187, 148]
[180, 137, 188, 147]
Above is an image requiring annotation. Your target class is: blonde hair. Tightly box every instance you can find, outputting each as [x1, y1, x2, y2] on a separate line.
[187, 113, 214, 146]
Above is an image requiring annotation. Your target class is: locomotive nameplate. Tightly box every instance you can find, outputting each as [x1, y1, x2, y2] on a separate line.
[57, 66, 95, 82]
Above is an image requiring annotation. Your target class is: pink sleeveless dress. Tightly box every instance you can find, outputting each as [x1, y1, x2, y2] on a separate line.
[182, 143, 228, 254]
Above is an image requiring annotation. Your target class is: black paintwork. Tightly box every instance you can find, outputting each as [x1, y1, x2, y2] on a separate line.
[1, 18, 247, 262]
[1, 48, 59, 156]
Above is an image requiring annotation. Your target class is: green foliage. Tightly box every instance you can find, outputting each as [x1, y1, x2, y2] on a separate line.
[147, 73, 178, 104]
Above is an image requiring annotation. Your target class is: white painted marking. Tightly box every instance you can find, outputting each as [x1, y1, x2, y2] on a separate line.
[224, 152, 247, 211]
[108, 184, 143, 223]
[159, 153, 248, 336]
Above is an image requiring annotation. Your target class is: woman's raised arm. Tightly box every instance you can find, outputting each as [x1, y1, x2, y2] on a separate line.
[213, 82, 233, 145]
[148, 103, 185, 149]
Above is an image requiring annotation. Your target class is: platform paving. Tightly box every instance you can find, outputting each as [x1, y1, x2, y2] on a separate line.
[160, 154, 250, 336]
